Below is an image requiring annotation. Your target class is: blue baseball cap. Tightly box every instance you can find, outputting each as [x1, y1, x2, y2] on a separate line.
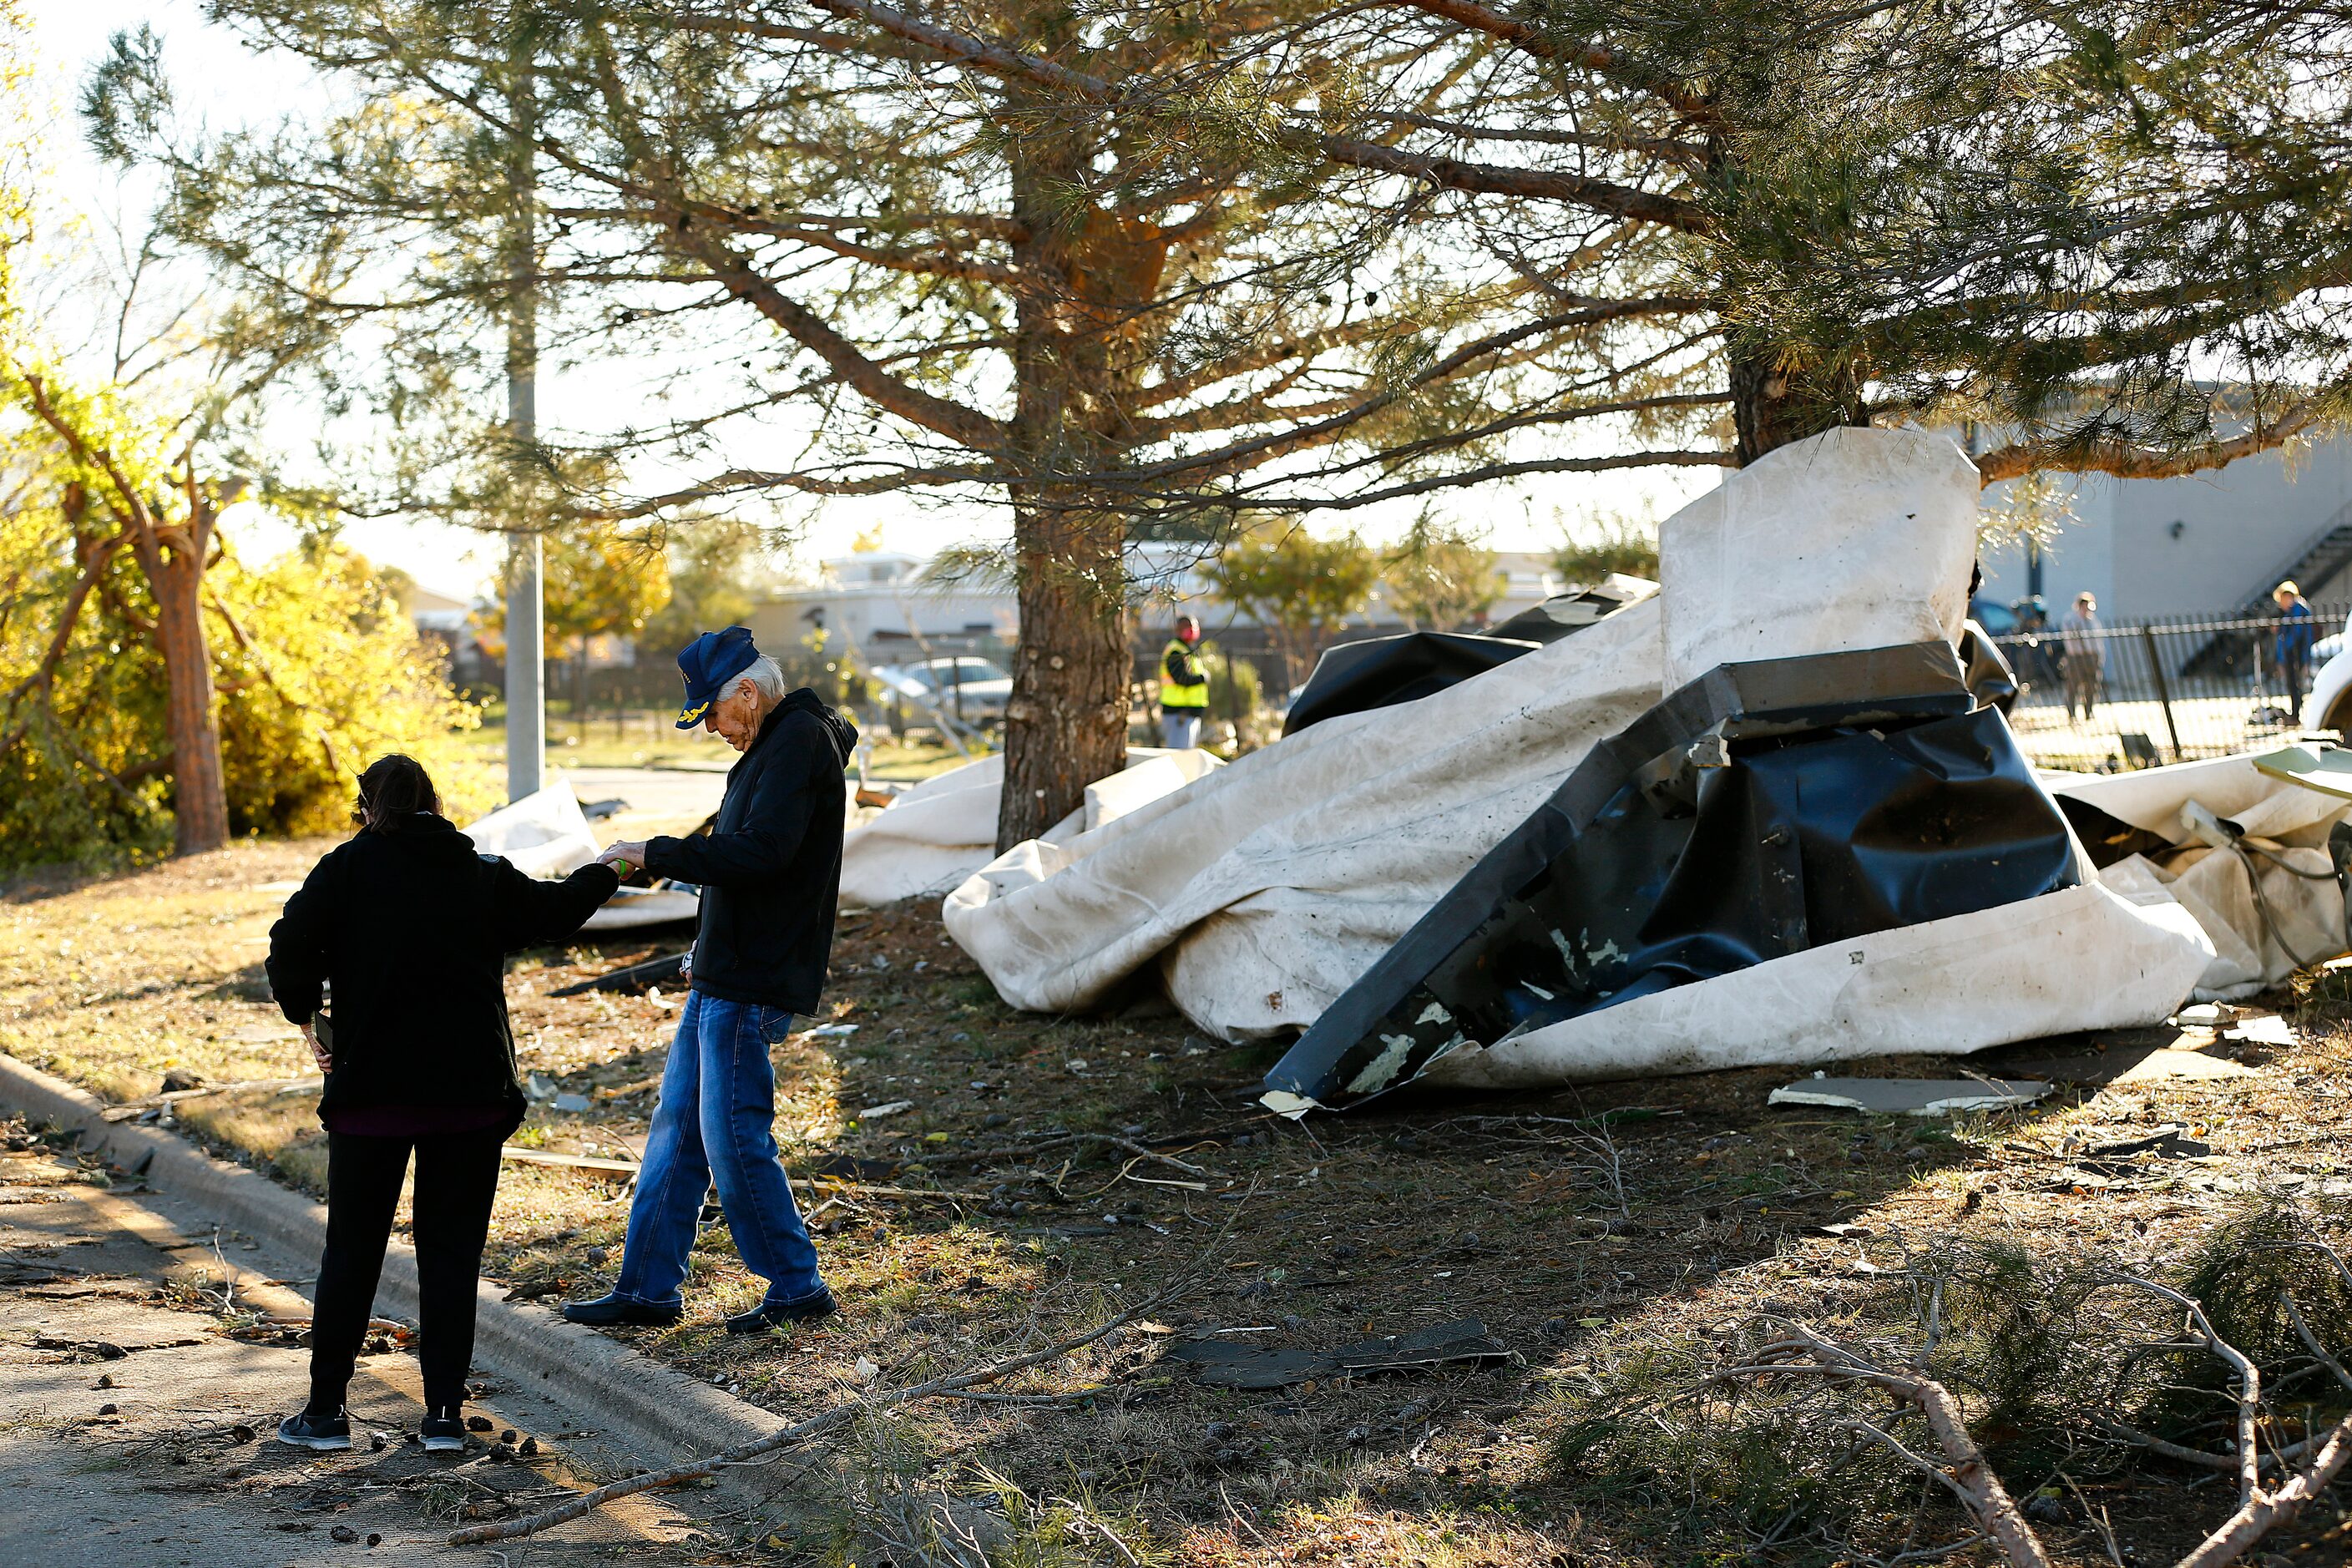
[674, 627, 761, 729]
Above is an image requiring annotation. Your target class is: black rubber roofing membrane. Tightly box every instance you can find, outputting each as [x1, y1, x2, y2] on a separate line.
[1262, 640, 2078, 1113]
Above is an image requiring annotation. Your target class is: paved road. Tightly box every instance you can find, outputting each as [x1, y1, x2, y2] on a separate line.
[556, 766, 730, 845]
[0, 1124, 730, 1566]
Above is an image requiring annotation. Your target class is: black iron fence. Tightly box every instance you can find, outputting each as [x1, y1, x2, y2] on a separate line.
[1989, 604, 2347, 771]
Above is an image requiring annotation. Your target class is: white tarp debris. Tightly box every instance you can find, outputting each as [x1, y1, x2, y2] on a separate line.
[945, 426, 2223, 1085]
[2052, 750, 2352, 999]
[840, 748, 1222, 908]
[463, 778, 601, 878]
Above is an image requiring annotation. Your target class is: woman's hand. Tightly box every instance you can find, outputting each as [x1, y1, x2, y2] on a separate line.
[301, 1021, 331, 1075]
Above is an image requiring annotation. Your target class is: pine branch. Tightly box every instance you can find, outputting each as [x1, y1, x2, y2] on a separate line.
[1308, 134, 1707, 229]
[1973, 402, 2328, 486]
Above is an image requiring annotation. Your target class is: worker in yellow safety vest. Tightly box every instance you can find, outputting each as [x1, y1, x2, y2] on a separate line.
[1159, 615, 1209, 748]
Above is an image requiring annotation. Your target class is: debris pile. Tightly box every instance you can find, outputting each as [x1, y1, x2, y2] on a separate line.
[946, 427, 2257, 1105]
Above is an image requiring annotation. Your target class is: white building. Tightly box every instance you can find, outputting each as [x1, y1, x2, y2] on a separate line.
[750, 551, 1019, 662]
[1975, 434, 2352, 622]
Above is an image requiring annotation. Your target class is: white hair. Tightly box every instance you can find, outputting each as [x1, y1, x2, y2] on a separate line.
[738, 654, 789, 702]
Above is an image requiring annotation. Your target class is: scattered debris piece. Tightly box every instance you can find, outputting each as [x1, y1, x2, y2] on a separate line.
[551, 1093, 591, 1114]
[1166, 1318, 1510, 1390]
[2086, 1127, 2211, 1160]
[157, 1068, 205, 1095]
[805, 1023, 859, 1039]
[548, 950, 687, 999]
[584, 887, 701, 933]
[1765, 1077, 2051, 1116]
[580, 797, 629, 822]
[859, 1100, 915, 1120]
[2227, 1012, 2295, 1047]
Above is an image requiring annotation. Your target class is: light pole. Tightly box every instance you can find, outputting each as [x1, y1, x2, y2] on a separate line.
[503, 30, 545, 803]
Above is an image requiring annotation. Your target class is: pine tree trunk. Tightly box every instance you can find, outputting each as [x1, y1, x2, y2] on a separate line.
[149, 548, 228, 855]
[994, 89, 1167, 852]
[1727, 342, 1869, 466]
[1000, 495, 1130, 848]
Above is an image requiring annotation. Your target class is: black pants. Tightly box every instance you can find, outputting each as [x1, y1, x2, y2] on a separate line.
[308, 1129, 503, 1416]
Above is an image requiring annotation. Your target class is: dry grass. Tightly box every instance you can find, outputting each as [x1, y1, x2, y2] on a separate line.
[7, 842, 2352, 1564]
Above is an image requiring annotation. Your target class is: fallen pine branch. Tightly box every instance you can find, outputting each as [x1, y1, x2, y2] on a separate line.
[1737, 1318, 2051, 1568]
[901, 1128, 1219, 1178]
[496, 1146, 986, 1204]
[448, 1298, 1153, 1545]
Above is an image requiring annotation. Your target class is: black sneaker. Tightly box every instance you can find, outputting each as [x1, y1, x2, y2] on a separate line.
[560, 1292, 682, 1328]
[420, 1407, 467, 1454]
[726, 1287, 838, 1335]
[276, 1409, 351, 1451]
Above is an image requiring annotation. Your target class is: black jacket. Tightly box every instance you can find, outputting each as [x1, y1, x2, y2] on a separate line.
[645, 689, 855, 1014]
[266, 815, 620, 1126]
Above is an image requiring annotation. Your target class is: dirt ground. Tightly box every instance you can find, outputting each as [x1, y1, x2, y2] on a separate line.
[4, 842, 2351, 1565]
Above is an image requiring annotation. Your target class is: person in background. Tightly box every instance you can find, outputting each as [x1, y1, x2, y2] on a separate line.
[2061, 591, 2104, 722]
[2274, 579, 2316, 723]
[1160, 615, 1209, 747]
[266, 755, 620, 1453]
[564, 628, 855, 1334]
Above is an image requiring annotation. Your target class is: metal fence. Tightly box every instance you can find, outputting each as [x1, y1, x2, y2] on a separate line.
[1990, 604, 2346, 772]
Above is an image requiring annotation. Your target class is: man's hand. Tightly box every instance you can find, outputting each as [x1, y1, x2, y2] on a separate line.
[679, 947, 693, 983]
[599, 840, 650, 875]
[301, 1021, 331, 1075]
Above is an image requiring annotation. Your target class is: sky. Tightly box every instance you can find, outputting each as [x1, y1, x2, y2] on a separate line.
[23, 0, 1725, 602]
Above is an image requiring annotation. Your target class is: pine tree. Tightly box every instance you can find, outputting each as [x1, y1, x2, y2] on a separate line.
[1204, 0, 2352, 478]
[94, 1, 1714, 846]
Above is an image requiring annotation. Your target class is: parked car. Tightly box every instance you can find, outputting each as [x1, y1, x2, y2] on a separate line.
[868, 656, 1014, 724]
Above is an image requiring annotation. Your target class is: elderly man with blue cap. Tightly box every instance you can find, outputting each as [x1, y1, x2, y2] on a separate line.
[564, 628, 856, 1333]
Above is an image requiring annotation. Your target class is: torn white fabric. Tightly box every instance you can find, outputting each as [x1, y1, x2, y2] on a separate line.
[462, 778, 601, 878]
[1659, 426, 1975, 690]
[840, 748, 1221, 908]
[945, 599, 1662, 1034]
[2056, 751, 2352, 998]
[1421, 880, 2213, 1088]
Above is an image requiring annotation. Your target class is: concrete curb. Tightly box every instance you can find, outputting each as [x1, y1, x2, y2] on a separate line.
[0, 1050, 786, 1461]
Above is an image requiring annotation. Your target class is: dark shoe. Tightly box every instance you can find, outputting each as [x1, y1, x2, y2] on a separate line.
[276, 1409, 351, 1451]
[420, 1406, 466, 1454]
[561, 1292, 682, 1328]
[726, 1288, 837, 1335]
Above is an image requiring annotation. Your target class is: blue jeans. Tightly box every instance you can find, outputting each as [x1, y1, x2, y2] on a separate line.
[1161, 711, 1202, 749]
[612, 994, 826, 1309]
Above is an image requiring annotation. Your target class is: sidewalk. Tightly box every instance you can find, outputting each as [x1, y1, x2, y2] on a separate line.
[0, 1116, 727, 1565]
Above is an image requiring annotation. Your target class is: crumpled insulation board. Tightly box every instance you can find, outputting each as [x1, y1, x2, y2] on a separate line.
[945, 427, 2231, 1102]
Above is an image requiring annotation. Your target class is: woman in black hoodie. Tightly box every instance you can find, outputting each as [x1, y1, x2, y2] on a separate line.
[265, 755, 620, 1452]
